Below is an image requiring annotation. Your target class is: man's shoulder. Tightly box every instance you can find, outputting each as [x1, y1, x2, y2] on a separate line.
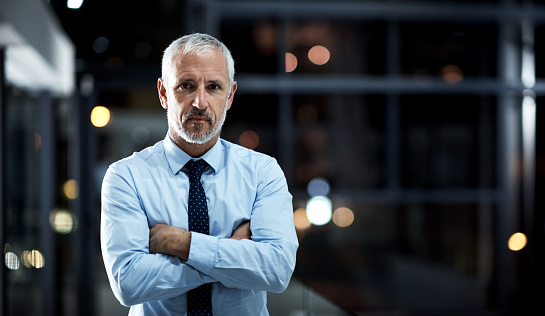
[219, 139, 273, 162]
[110, 140, 166, 170]
[218, 139, 284, 178]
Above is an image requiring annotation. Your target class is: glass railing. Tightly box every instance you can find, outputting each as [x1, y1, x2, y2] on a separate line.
[268, 278, 352, 316]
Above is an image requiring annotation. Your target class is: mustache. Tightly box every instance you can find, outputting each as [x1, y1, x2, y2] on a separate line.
[182, 109, 214, 124]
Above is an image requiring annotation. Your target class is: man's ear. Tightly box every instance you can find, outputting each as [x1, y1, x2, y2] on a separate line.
[157, 78, 168, 109]
[226, 81, 237, 111]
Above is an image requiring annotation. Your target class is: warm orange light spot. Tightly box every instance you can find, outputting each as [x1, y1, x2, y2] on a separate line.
[23, 250, 45, 268]
[90, 106, 111, 127]
[294, 208, 312, 230]
[239, 131, 259, 149]
[332, 207, 355, 228]
[508, 232, 527, 251]
[63, 179, 79, 200]
[308, 45, 330, 65]
[441, 65, 464, 83]
[285, 53, 298, 72]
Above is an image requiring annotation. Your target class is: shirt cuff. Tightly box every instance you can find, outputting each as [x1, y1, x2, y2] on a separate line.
[186, 232, 218, 275]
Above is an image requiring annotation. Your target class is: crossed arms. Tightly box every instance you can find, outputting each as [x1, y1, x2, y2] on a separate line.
[149, 221, 251, 261]
[100, 157, 298, 307]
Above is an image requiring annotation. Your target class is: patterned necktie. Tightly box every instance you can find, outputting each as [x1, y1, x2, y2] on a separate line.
[185, 159, 213, 316]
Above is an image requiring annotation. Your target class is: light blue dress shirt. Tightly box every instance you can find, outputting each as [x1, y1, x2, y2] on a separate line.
[100, 135, 299, 316]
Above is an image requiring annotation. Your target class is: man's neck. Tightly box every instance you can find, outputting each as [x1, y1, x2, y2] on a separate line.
[169, 131, 220, 158]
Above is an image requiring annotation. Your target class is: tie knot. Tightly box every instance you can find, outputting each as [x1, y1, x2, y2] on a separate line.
[185, 159, 207, 182]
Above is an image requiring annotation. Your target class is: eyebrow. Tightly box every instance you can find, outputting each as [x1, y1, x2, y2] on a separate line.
[207, 80, 225, 87]
[175, 77, 226, 85]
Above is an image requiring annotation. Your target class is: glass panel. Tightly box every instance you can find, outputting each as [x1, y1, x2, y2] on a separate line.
[223, 94, 279, 157]
[291, 94, 387, 190]
[400, 95, 497, 188]
[221, 19, 387, 75]
[286, 21, 387, 75]
[400, 23, 498, 78]
[268, 279, 352, 316]
[221, 19, 280, 74]
[294, 202, 494, 313]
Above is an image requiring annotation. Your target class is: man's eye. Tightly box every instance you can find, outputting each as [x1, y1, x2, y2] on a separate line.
[180, 83, 191, 89]
[209, 84, 221, 90]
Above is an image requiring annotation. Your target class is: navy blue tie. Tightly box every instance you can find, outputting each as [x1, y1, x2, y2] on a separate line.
[185, 159, 213, 316]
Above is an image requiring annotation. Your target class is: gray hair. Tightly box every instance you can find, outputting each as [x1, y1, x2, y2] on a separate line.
[161, 33, 235, 87]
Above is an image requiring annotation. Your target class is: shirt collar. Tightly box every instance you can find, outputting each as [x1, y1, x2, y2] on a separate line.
[164, 134, 223, 175]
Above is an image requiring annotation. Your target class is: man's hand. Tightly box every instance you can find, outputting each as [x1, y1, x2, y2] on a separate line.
[149, 224, 191, 261]
[150, 221, 250, 260]
[231, 221, 251, 240]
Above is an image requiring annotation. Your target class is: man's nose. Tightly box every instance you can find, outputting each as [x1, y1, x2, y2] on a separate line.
[192, 87, 207, 109]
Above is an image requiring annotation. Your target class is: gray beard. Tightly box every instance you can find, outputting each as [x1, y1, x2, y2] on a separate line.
[172, 101, 228, 145]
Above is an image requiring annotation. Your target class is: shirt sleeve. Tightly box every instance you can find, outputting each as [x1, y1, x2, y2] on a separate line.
[100, 162, 209, 306]
[186, 157, 299, 293]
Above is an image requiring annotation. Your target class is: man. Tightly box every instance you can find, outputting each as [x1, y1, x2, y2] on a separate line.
[100, 33, 298, 315]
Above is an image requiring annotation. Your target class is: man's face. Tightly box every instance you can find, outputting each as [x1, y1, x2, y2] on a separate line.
[158, 49, 236, 145]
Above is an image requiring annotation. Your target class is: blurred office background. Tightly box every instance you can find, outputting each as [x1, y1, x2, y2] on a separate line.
[2, 0, 545, 315]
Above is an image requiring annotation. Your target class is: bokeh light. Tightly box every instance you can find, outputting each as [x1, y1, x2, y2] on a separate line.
[293, 208, 312, 230]
[63, 179, 79, 200]
[93, 36, 109, 54]
[508, 232, 527, 251]
[34, 132, 42, 151]
[67, 0, 84, 9]
[50, 209, 76, 234]
[308, 45, 330, 65]
[307, 177, 330, 197]
[285, 52, 298, 72]
[332, 207, 355, 228]
[239, 130, 260, 149]
[4, 252, 20, 270]
[441, 65, 463, 83]
[22, 250, 45, 269]
[90, 106, 111, 127]
[306, 196, 332, 226]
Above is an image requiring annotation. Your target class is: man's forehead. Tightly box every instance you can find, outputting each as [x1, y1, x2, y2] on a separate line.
[173, 51, 228, 77]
